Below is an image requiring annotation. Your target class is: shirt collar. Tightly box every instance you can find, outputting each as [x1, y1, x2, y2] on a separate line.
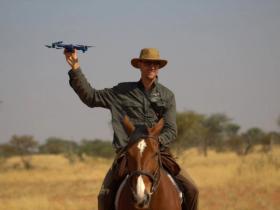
[137, 77, 159, 92]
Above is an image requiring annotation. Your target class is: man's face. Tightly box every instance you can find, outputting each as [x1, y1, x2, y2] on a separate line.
[139, 60, 160, 81]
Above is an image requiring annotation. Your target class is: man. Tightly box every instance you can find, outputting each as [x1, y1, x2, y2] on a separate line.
[64, 48, 199, 210]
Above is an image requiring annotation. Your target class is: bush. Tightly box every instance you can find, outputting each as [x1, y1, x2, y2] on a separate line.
[80, 139, 114, 158]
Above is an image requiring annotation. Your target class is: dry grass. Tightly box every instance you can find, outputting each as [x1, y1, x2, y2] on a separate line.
[0, 147, 279, 210]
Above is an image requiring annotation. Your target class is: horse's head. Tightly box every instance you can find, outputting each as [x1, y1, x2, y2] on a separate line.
[123, 116, 164, 209]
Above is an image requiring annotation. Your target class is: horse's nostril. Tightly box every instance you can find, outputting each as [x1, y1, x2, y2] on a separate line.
[143, 192, 151, 205]
[135, 192, 151, 209]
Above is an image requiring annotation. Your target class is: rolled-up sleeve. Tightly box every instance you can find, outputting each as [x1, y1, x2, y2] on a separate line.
[158, 94, 177, 147]
[68, 68, 114, 109]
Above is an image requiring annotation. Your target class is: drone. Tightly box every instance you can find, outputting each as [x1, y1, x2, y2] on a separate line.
[45, 41, 94, 53]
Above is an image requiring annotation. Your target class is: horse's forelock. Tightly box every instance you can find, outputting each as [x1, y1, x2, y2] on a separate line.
[128, 125, 149, 145]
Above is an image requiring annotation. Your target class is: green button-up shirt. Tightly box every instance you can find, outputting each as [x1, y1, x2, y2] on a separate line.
[68, 68, 177, 150]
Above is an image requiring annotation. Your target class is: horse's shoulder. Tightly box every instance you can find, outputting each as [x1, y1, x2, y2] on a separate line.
[161, 169, 183, 201]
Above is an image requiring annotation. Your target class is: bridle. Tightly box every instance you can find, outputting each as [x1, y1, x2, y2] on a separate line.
[125, 135, 162, 197]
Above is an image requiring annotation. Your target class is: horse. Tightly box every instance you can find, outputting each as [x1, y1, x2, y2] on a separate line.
[115, 116, 182, 210]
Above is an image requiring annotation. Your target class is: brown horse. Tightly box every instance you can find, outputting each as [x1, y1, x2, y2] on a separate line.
[115, 116, 182, 210]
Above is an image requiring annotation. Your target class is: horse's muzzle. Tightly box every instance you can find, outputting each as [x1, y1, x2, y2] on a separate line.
[135, 191, 151, 209]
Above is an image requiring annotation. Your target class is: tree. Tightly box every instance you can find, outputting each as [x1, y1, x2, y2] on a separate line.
[10, 135, 38, 169]
[39, 137, 78, 154]
[175, 111, 207, 152]
[39, 137, 80, 163]
[224, 123, 242, 153]
[224, 123, 240, 138]
[79, 139, 114, 158]
[261, 131, 278, 153]
[0, 143, 17, 157]
[0, 143, 16, 168]
[202, 113, 231, 156]
[241, 127, 265, 155]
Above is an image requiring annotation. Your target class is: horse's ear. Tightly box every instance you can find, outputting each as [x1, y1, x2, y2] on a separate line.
[123, 115, 135, 136]
[150, 118, 164, 136]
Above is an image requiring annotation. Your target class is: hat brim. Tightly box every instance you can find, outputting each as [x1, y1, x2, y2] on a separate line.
[131, 58, 167, 69]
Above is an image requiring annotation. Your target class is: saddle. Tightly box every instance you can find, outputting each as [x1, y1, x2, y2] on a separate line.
[160, 149, 181, 176]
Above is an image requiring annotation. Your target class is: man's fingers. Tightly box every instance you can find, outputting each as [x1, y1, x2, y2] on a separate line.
[64, 49, 74, 55]
[72, 49, 78, 59]
[64, 49, 78, 58]
[64, 49, 69, 55]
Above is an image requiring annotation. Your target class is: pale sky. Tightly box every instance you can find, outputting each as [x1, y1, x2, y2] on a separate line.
[0, 0, 280, 143]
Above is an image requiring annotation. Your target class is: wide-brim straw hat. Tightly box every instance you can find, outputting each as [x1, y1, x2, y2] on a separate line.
[131, 48, 168, 69]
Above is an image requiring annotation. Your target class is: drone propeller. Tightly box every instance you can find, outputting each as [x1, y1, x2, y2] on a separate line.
[76, 45, 94, 47]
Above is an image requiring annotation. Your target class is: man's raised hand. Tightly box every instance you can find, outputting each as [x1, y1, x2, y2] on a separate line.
[64, 49, 80, 70]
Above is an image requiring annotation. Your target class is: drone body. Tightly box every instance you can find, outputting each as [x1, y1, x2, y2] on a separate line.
[45, 41, 93, 53]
